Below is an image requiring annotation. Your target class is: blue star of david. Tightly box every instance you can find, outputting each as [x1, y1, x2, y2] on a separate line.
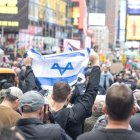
[51, 62, 74, 75]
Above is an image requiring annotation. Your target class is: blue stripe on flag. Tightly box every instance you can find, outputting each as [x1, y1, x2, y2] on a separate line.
[29, 48, 90, 59]
[68, 47, 73, 51]
[87, 48, 91, 55]
[31, 48, 41, 56]
[37, 76, 76, 86]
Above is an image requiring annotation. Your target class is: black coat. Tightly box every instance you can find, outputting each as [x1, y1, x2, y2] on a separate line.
[130, 112, 140, 132]
[77, 128, 140, 140]
[16, 118, 72, 140]
[52, 66, 101, 140]
[23, 66, 41, 93]
[23, 66, 101, 139]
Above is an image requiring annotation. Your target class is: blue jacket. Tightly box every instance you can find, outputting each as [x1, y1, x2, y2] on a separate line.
[100, 72, 113, 89]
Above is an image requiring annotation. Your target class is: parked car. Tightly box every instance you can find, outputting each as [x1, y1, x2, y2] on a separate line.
[0, 68, 16, 89]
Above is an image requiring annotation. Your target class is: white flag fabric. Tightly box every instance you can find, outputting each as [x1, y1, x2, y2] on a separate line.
[27, 48, 90, 91]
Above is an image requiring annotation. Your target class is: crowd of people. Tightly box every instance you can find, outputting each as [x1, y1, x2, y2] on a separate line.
[0, 51, 140, 140]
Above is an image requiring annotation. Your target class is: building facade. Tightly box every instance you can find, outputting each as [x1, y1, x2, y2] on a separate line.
[86, 0, 106, 13]
[0, 0, 74, 53]
[105, 0, 119, 46]
[86, 0, 119, 46]
[91, 26, 109, 53]
[69, 0, 88, 48]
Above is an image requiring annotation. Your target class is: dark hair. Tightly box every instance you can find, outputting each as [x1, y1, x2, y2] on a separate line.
[4, 89, 18, 102]
[2, 83, 13, 89]
[0, 126, 24, 140]
[53, 82, 71, 102]
[106, 84, 134, 121]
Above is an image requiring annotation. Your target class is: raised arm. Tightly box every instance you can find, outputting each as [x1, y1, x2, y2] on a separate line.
[23, 57, 40, 92]
[69, 52, 101, 122]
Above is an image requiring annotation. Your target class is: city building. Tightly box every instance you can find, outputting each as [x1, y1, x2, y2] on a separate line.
[86, 0, 109, 52]
[91, 26, 109, 53]
[105, 0, 119, 46]
[0, 0, 74, 54]
[86, 0, 106, 13]
[71, 0, 87, 48]
[118, 0, 126, 42]
[126, 0, 140, 41]
[0, 0, 28, 47]
[86, 0, 119, 47]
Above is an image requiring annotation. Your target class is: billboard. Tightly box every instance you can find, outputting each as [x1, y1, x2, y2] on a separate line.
[0, 0, 29, 29]
[88, 13, 105, 26]
[128, 0, 140, 14]
[118, 0, 126, 42]
[72, 7, 80, 26]
[126, 16, 140, 40]
[0, 0, 18, 14]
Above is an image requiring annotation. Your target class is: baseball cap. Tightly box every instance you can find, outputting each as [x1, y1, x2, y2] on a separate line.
[19, 90, 45, 113]
[5, 87, 23, 99]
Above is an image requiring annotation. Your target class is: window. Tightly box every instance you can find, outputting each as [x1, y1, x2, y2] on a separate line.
[72, 2, 79, 7]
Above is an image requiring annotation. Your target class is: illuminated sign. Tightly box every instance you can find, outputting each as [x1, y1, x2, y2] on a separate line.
[126, 16, 140, 40]
[72, 7, 80, 18]
[72, 7, 80, 26]
[88, 13, 105, 26]
[0, 0, 28, 29]
[128, 0, 140, 14]
[0, 0, 18, 14]
[0, 21, 19, 27]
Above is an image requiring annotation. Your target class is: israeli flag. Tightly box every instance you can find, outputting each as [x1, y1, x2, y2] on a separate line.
[27, 48, 90, 91]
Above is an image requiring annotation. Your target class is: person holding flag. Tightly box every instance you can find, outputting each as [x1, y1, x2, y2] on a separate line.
[22, 49, 101, 140]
